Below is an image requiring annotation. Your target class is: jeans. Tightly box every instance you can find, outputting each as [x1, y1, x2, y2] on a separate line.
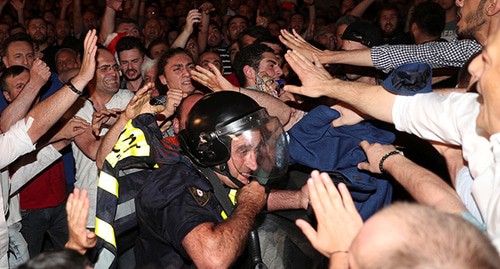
[8, 221, 29, 268]
[20, 202, 69, 258]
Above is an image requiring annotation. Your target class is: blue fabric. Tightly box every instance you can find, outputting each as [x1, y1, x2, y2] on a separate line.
[288, 105, 395, 220]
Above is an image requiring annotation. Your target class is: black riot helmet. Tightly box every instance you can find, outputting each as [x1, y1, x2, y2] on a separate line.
[179, 91, 288, 185]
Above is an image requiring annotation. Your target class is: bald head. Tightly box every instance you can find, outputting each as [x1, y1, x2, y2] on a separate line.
[350, 203, 500, 269]
[173, 93, 204, 134]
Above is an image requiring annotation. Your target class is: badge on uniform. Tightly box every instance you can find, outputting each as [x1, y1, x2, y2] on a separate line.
[189, 186, 211, 206]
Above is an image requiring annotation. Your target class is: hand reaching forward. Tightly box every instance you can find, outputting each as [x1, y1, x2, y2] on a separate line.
[295, 171, 363, 258]
[53, 116, 90, 141]
[191, 63, 238, 92]
[279, 29, 324, 62]
[124, 82, 165, 121]
[65, 188, 96, 254]
[75, 29, 98, 84]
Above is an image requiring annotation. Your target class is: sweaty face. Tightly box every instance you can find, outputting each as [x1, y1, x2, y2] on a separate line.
[3, 41, 34, 68]
[456, 0, 486, 37]
[28, 18, 48, 44]
[227, 130, 262, 187]
[468, 30, 500, 136]
[56, 50, 79, 74]
[161, 53, 195, 94]
[119, 48, 144, 81]
[379, 9, 399, 37]
[3, 70, 29, 102]
[95, 49, 120, 93]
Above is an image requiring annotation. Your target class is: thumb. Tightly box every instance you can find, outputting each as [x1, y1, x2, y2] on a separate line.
[358, 140, 369, 151]
[284, 85, 304, 95]
[295, 219, 318, 243]
[357, 162, 370, 171]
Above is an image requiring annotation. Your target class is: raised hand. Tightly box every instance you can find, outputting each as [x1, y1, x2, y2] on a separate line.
[163, 88, 186, 118]
[61, 0, 73, 8]
[75, 29, 98, 83]
[124, 82, 165, 121]
[9, 0, 24, 12]
[295, 171, 363, 258]
[106, 0, 123, 11]
[279, 29, 323, 62]
[184, 9, 202, 34]
[29, 58, 51, 89]
[65, 188, 97, 254]
[198, 1, 215, 14]
[191, 63, 238, 92]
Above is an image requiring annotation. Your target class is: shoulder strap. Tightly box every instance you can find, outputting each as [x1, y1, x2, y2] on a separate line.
[195, 165, 234, 216]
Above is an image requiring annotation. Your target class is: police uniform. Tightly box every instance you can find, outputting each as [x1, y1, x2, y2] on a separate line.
[135, 162, 229, 269]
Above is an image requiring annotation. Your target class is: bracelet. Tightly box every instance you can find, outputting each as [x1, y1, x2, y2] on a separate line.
[379, 150, 403, 173]
[67, 79, 83, 96]
[330, 250, 348, 256]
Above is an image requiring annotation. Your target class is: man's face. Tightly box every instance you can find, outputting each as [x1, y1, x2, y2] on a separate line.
[267, 22, 281, 37]
[55, 19, 70, 39]
[185, 38, 199, 61]
[119, 48, 144, 81]
[95, 49, 120, 93]
[199, 52, 223, 72]
[28, 18, 48, 44]
[56, 50, 79, 74]
[290, 14, 305, 33]
[150, 43, 168, 59]
[226, 130, 262, 187]
[456, 0, 486, 37]
[261, 42, 284, 66]
[238, 4, 253, 20]
[227, 17, 248, 42]
[160, 53, 195, 94]
[229, 42, 240, 65]
[207, 24, 222, 47]
[2, 41, 35, 68]
[257, 52, 283, 81]
[83, 11, 98, 30]
[469, 30, 500, 136]
[2, 70, 29, 102]
[144, 18, 162, 41]
[117, 23, 141, 38]
[317, 32, 335, 51]
[379, 9, 399, 37]
[146, 6, 159, 20]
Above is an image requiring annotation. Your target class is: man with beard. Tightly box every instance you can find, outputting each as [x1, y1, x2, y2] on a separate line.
[377, 4, 412, 45]
[116, 37, 145, 92]
[26, 18, 59, 71]
[72, 47, 134, 229]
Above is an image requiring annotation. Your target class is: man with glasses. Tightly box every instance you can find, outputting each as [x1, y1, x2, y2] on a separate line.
[72, 47, 134, 229]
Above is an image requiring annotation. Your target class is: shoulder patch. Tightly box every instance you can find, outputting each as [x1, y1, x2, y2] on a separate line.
[189, 186, 211, 207]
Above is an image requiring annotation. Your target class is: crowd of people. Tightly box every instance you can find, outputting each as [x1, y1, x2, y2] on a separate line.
[0, 0, 499, 268]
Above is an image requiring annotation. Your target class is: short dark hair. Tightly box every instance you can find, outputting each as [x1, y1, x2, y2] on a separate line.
[2, 33, 33, 55]
[226, 15, 249, 28]
[238, 26, 272, 48]
[116, 36, 146, 56]
[410, 2, 446, 37]
[1, 65, 29, 92]
[156, 48, 193, 95]
[18, 249, 91, 269]
[234, 43, 274, 86]
[115, 18, 141, 32]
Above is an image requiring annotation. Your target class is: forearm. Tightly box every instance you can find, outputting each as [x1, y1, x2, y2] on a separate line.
[171, 30, 192, 49]
[267, 189, 307, 211]
[348, 0, 375, 17]
[99, 6, 116, 44]
[319, 49, 373, 67]
[384, 154, 466, 214]
[323, 80, 395, 123]
[128, 0, 140, 20]
[26, 76, 86, 143]
[198, 14, 209, 52]
[1, 81, 41, 132]
[185, 203, 261, 268]
[96, 115, 128, 169]
[60, 5, 68, 19]
[73, 0, 83, 37]
[240, 88, 291, 125]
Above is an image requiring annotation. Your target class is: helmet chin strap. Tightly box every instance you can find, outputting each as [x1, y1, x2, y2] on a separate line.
[212, 163, 245, 188]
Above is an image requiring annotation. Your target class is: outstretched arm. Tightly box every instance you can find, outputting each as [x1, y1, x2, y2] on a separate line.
[99, 0, 122, 44]
[284, 50, 395, 123]
[191, 63, 292, 125]
[171, 9, 202, 49]
[358, 141, 467, 214]
[26, 30, 98, 144]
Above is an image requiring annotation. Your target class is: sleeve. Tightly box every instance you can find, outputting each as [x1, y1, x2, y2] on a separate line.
[485, 133, 500, 252]
[10, 144, 62, 194]
[0, 118, 36, 170]
[371, 39, 482, 73]
[392, 92, 479, 145]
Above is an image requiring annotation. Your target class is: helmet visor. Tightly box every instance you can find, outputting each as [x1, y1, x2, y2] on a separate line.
[217, 111, 289, 183]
